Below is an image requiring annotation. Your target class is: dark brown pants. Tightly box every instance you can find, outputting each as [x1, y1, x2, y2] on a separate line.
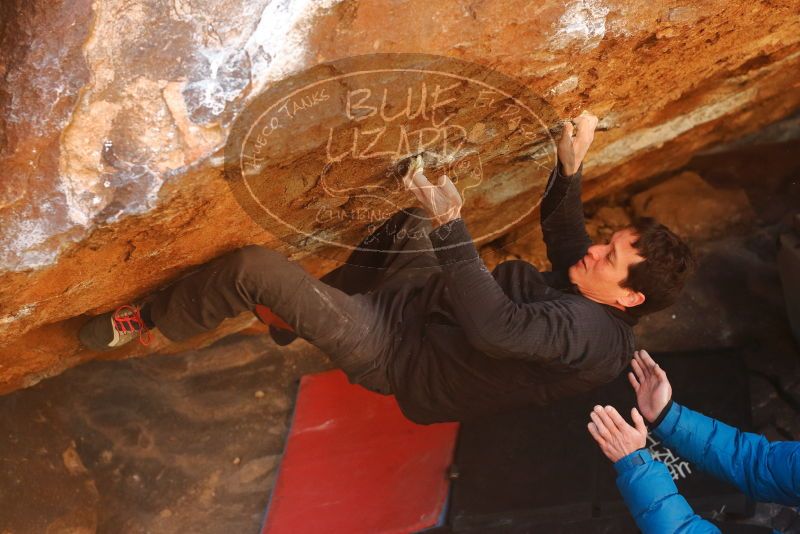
[148, 208, 438, 393]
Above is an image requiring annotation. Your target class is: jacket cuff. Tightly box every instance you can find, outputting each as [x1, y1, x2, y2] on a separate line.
[429, 218, 479, 265]
[561, 162, 583, 179]
[647, 399, 674, 430]
[540, 164, 583, 227]
[614, 449, 653, 474]
[652, 401, 682, 439]
[543, 163, 582, 199]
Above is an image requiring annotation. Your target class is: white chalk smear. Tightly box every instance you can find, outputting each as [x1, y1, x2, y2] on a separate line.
[0, 214, 62, 271]
[551, 0, 610, 50]
[0, 305, 35, 327]
[245, 0, 344, 98]
[547, 75, 579, 95]
[1, 0, 344, 274]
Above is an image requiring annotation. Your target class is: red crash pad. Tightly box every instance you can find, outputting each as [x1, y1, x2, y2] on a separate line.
[261, 370, 459, 534]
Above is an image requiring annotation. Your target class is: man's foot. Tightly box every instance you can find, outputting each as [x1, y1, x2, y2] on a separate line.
[79, 304, 152, 352]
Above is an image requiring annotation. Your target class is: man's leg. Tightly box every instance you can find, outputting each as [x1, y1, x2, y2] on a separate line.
[147, 245, 393, 390]
[265, 208, 439, 345]
[321, 207, 439, 295]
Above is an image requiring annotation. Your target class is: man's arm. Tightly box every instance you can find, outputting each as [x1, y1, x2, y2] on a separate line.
[400, 114, 604, 364]
[540, 164, 592, 273]
[653, 402, 800, 507]
[426, 218, 596, 363]
[615, 450, 721, 534]
[540, 113, 597, 273]
[587, 405, 719, 533]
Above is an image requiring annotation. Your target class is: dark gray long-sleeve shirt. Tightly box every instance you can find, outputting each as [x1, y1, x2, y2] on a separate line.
[387, 165, 636, 424]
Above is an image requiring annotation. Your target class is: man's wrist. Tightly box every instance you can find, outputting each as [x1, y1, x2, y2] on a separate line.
[613, 449, 653, 474]
[431, 211, 462, 229]
[560, 164, 577, 177]
[429, 218, 477, 264]
[647, 398, 674, 429]
[558, 161, 581, 177]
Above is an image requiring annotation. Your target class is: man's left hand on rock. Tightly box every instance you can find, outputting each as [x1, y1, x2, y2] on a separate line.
[402, 155, 463, 228]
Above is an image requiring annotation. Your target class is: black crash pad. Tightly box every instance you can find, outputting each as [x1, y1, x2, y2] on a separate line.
[778, 225, 800, 345]
[447, 349, 756, 533]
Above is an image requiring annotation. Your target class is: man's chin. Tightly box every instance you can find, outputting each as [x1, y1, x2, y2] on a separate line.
[567, 264, 579, 284]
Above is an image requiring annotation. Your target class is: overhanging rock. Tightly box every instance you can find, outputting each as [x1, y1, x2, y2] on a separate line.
[1, 0, 800, 393]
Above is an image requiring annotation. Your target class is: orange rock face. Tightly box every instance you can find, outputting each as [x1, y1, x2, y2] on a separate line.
[1, 0, 799, 393]
[631, 171, 755, 240]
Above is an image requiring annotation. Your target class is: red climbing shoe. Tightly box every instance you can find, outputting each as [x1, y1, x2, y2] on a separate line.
[78, 304, 152, 352]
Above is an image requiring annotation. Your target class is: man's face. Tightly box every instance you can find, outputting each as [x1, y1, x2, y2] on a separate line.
[569, 228, 646, 309]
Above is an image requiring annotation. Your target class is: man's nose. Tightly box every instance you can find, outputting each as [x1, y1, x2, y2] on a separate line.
[587, 245, 605, 259]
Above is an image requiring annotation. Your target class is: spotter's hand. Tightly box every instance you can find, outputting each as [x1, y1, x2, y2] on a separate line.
[403, 155, 463, 228]
[628, 349, 673, 424]
[587, 405, 648, 463]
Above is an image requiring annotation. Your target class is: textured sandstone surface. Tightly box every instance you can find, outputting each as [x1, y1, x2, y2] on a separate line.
[631, 171, 755, 240]
[1, 0, 800, 393]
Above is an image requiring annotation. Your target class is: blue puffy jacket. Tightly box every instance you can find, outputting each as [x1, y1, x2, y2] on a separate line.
[614, 401, 800, 533]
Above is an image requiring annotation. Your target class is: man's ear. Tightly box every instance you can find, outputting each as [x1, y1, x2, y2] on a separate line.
[618, 290, 645, 309]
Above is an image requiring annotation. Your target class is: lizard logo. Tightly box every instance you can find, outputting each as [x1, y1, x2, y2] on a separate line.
[225, 53, 558, 261]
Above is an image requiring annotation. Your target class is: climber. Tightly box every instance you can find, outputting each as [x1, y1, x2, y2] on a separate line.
[78, 112, 694, 424]
[587, 349, 800, 533]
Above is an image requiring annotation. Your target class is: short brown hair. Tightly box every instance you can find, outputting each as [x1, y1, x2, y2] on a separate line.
[622, 218, 694, 318]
